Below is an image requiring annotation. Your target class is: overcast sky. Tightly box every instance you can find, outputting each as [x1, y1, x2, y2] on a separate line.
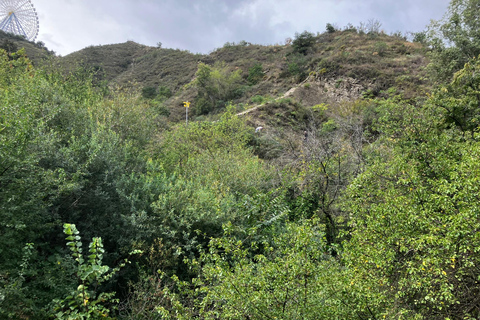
[32, 0, 451, 56]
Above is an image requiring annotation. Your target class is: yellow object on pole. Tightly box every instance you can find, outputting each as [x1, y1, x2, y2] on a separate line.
[183, 101, 190, 125]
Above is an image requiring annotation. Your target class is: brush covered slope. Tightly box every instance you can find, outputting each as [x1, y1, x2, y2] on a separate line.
[6, 7, 480, 316]
[0, 29, 55, 63]
[58, 29, 429, 123]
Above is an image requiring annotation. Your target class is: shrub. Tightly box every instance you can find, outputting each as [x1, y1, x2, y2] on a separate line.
[412, 31, 427, 44]
[142, 86, 157, 99]
[374, 41, 388, 56]
[0, 39, 17, 55]
[157, 85, 172, 98]
[194, 62, 244, 115]
[281, 53, 309, 82]
[250, 95, 267, 104]
[326, 23, 336, 33]
[343, 23, 357, 33]
[178, 221, 356, 319]
[292, 30, 316, 55]
[53, 224, 136, 319]
[247, 63, 264, 85]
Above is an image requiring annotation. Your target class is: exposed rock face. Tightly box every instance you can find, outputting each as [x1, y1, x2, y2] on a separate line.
[285, 76, 372, 106]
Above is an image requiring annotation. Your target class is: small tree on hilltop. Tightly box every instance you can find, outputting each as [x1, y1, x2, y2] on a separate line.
[292, 30, 316, 55]
[326, 23, 336, 33]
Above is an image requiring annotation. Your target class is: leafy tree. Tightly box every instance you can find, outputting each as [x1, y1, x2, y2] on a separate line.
[0, 49, 160, 317]
[0, 243, 39, 319]
[296, 111, 365, 247]
[194, 62, 244, 115]
[412, 31, 428, 44]
[427, 0, 480, 82]
[131, 107, 282, 265]
[0, 39, 17, 56]
[268, 101, 367, 248]
[157, 85, 172, 99]
[36, 40, 46, 48]
[247, 63, 263, 85]
[326, 23, 336, 33]
[292, 30, 316, 55]
[429, 55, 480, 135]
[0, 48, 62, 284]
[343, 88, 480, 318]
[157, 105, 252, 174]
[152, 220, 356, 319]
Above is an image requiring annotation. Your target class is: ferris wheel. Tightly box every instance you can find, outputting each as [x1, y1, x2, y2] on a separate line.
[0, 0, 39, 42]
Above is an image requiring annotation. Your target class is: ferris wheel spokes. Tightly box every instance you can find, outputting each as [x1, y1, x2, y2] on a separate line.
[1, 13, 26, 38]
[0, 0, 39, 42]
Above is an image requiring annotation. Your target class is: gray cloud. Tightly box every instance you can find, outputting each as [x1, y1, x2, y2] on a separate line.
[32, 0, 451, 56]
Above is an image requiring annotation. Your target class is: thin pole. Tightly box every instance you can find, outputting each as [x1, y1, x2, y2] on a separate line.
[183, 101, 190, 125]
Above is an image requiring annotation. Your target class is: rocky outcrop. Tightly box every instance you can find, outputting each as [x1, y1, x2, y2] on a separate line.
[285, 76, 372, 106]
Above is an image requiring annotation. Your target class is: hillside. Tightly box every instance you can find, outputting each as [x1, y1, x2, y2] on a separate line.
[0, 30, 55, 64]
[58, 30, 430, 123]
[4, 0, 480, 318]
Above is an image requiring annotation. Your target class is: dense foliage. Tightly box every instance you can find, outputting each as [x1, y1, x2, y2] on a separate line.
[1, 1, 480, 318]
[193, 62, 244, 115]
[427, 0, 480, 82]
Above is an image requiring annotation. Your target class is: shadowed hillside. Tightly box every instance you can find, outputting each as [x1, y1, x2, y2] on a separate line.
[0, 30, 55, 64]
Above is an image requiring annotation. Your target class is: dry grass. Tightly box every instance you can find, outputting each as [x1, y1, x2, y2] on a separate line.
[55, 30, 431, 123]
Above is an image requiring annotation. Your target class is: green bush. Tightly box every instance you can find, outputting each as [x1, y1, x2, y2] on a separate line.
[0, 49, 160, 317]
[326, 23, 336, 33]
[373, 41, 388, 56]
[164, 220, 356, 319]
[282, 53, 308, 82]
[292, 30, 316, 55]
[157, 85, 172, 98]
[53, 224, 129, 319]
[247, 63, 263, 85]
[250, 95, 267, 104]
[194, 62, 244, 115]
[426, 0, 480, 82]
[0, 39, 17, 55]
[142, 86, 157, 99]
[412, 31, 427, 44]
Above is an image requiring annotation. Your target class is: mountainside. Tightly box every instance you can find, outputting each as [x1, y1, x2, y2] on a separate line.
[0, 30, 54, 64]
[57, 30, 430, 123]
[6, 28, 430, 131]
[5, 1, 480, 318]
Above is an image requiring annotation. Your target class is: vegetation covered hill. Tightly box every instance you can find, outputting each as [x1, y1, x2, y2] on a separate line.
[0, 30, 55, 63]
[3, 0, 480, 318]
[58, 27, 429, 122]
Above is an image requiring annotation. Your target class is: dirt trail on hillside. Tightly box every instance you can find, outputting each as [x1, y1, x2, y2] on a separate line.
[235, 80, 305, 117]
[236, 73, 368, 119]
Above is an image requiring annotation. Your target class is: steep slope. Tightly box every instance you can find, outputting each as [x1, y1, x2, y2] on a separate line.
[58, 30, 430, 123]
[59, 41, 153, 82]
[113, 47, 204, 92]
[0, 30, 54, 64]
